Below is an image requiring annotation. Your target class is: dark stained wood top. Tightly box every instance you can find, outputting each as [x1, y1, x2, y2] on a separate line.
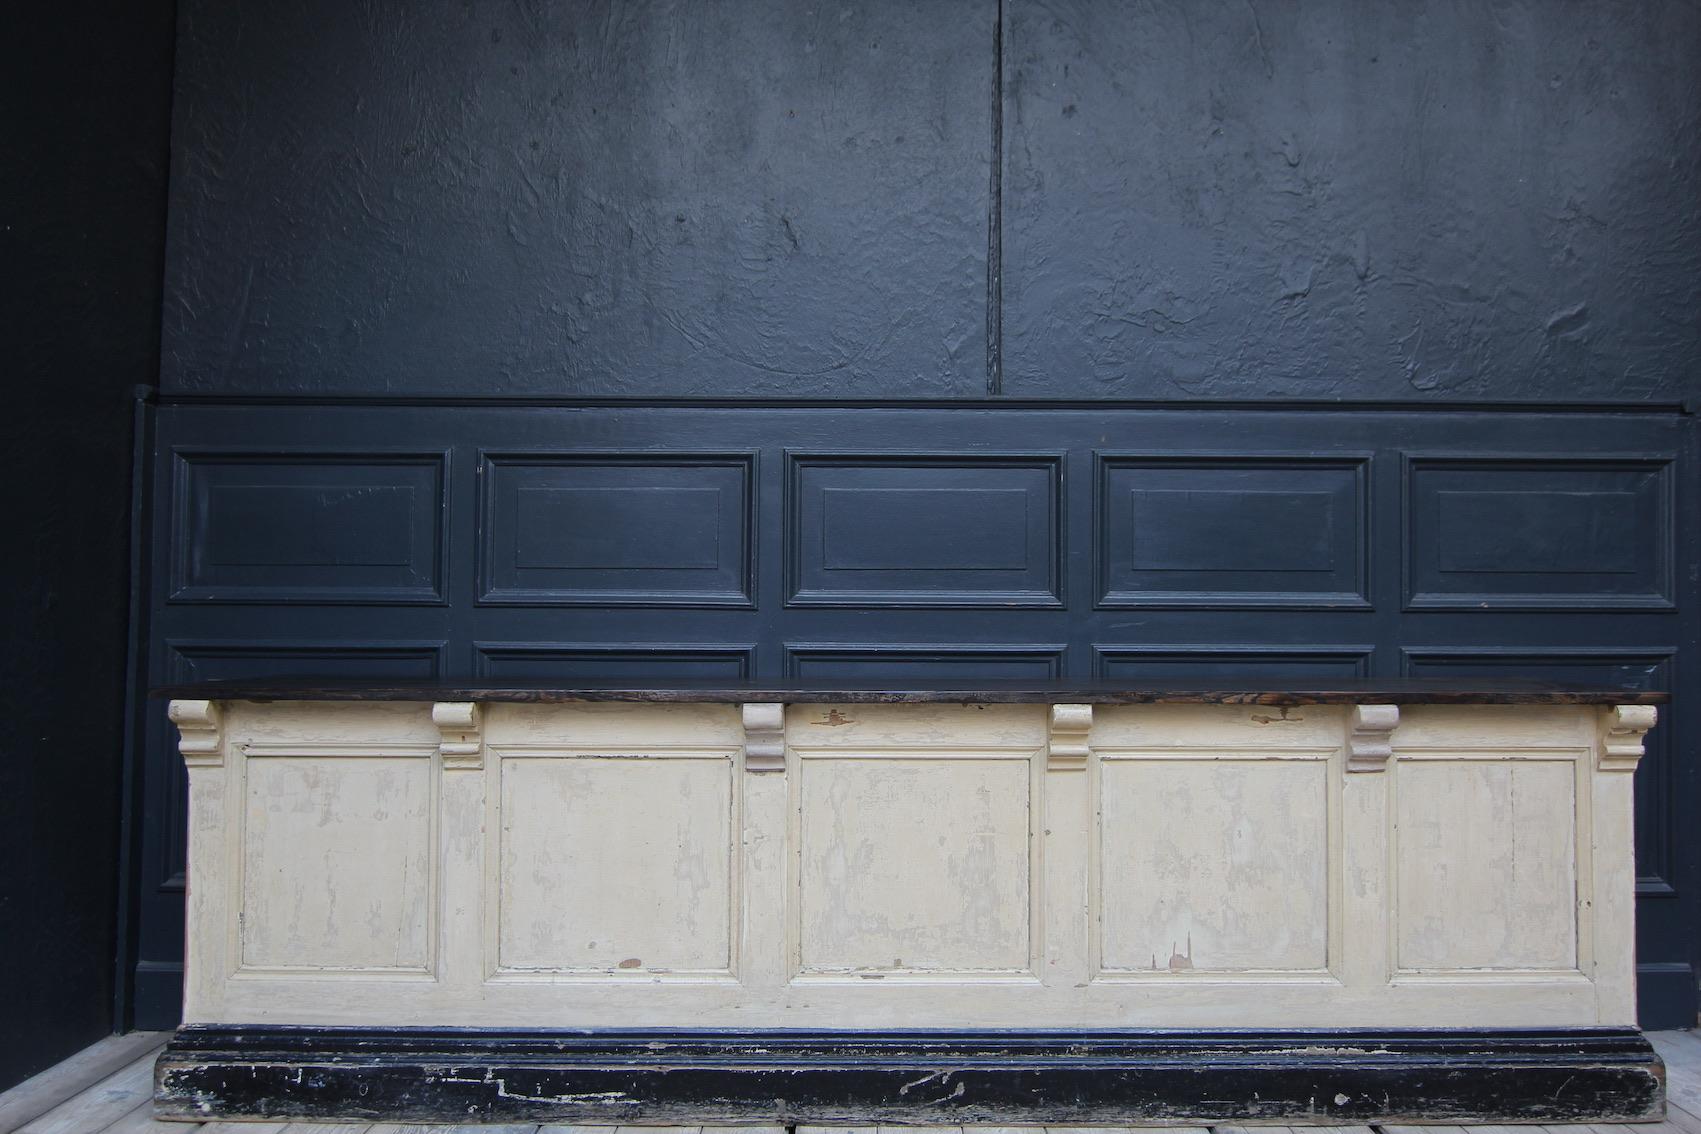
[150, 677, 1667, 707]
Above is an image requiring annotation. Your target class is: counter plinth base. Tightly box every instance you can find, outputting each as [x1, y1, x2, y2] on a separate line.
[153, 1026, 1664, 1124]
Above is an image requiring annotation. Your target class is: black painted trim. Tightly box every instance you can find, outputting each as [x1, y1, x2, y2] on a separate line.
[154, 1025, 1665, 1124]
[114, 388, 155, 1032]
[150, 676, 1668, 705]
[151, 392, 1695, 413]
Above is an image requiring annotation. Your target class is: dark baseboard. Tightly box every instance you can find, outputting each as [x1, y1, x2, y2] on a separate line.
[154, 1025, 1665, 1124]
[1638, 962, 1698, 1030]
[130, 962, 183, 1032]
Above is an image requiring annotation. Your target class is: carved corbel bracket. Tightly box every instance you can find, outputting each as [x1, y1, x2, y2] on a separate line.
[742, 703, 786, 773]
[1047, 703, 1093, 771]
[1347, 704, 1399, 773]
[1600, 704, 1658, 773]
[432, 702, 484, 771]
[168, 699, 224, 767]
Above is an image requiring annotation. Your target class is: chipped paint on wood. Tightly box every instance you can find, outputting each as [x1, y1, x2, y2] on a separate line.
[162, 697, 1658, 1120]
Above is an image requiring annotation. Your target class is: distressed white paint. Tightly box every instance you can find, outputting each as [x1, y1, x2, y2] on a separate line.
[1098, 755, 1331, 975]
[794, 750, 1035, 976]
[493, 748, 735, 976]
[1347, 704, 1398, 772]
[238, 750, 435, 973]
[170, 697, 1651, 1029]
[1393, 757, 1580, 973]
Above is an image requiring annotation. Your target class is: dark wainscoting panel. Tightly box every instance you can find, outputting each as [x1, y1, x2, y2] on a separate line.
[170, 451, 448, 604]
[1095, 646, 1374, 682]
[480, 453, 755, 607]
[787, 454, 1064, 608]
[476, 643, 756, 681]
[784, 645, 1068, 681]
[1096, 455, 1369, 608]
[1404, 457, 1674, 611]
[133, 402, 1698, 1031]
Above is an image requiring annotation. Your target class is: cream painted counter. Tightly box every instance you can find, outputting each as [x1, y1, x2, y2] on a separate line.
[153, 681, 1667, 1124]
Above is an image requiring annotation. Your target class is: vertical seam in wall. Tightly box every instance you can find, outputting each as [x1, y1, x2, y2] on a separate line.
[986, 0, 1005, 396]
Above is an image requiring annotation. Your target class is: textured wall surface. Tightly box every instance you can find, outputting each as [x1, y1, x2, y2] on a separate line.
[162, 0, 1699, 400]
[164, 0, 992, 397]
[1, 0, 175, 1091]
[1003, 1, 1701, 400]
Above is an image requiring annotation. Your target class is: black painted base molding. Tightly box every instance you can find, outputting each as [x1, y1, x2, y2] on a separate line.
[154, 1026, 1665, 1124]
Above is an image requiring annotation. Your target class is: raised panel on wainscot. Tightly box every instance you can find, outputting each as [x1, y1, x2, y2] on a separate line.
[1094, 645, 1372, 682]
[170, 451, 448, 603]
[1404, 457, 1674, 610]
[479, 453, 754, 606]
[787, 454, 1063, 607]
[475, 643, 755, 681]
[1095, 455, 1369, 608]
[784, 644, 1065, 681]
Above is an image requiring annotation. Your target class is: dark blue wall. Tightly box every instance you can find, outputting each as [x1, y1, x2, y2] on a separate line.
[160, 0, 1699, 401]
[132, 0, 1701, 1032]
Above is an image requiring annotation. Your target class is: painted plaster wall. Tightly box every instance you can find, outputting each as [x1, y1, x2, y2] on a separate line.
[161, 0, 1700, 401]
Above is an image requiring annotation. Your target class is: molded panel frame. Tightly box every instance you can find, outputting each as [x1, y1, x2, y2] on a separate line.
[1092, 644, 1374, 681]
[1093, 452, 1372, 610]
[783, 643, 1068, 681]
[787, 743, 1046, 982]
[1089, 744, 1344, 983]
[1386, 745, 1592, 982]
[477, 450, 757, 608]
[785, 451, 1066, 608]
[482, 743, 743, 982]
[473, 642, 756, 681]
[168, 449, 451, 605]
[229, 740, 441, 981]
[1401, 454, 1676, 611]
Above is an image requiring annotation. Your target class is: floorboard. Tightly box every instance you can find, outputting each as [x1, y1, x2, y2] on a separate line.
[14, 1049, 160, 1134]
[99, 1099, 201, 1132]
[0, 1032, 168, 1134]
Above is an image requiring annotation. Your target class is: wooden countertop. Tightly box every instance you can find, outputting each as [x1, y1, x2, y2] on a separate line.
[151, 677, 1667, 706]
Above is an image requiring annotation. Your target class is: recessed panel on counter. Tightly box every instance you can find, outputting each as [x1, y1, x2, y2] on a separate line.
[792, 746, 1037, 978]
[239, 748, 435, 974]
[494, 747, 737, 977]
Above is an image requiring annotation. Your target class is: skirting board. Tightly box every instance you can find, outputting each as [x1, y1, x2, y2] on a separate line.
[153, 1026, 1665, 1124]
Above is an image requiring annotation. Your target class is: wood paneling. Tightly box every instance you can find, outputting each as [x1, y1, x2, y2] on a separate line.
[136, 401, 1698, 1030]
[170, 453, 448, 604]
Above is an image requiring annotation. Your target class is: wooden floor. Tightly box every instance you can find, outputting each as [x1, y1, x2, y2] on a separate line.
[6, 1031, 1701, 1134]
